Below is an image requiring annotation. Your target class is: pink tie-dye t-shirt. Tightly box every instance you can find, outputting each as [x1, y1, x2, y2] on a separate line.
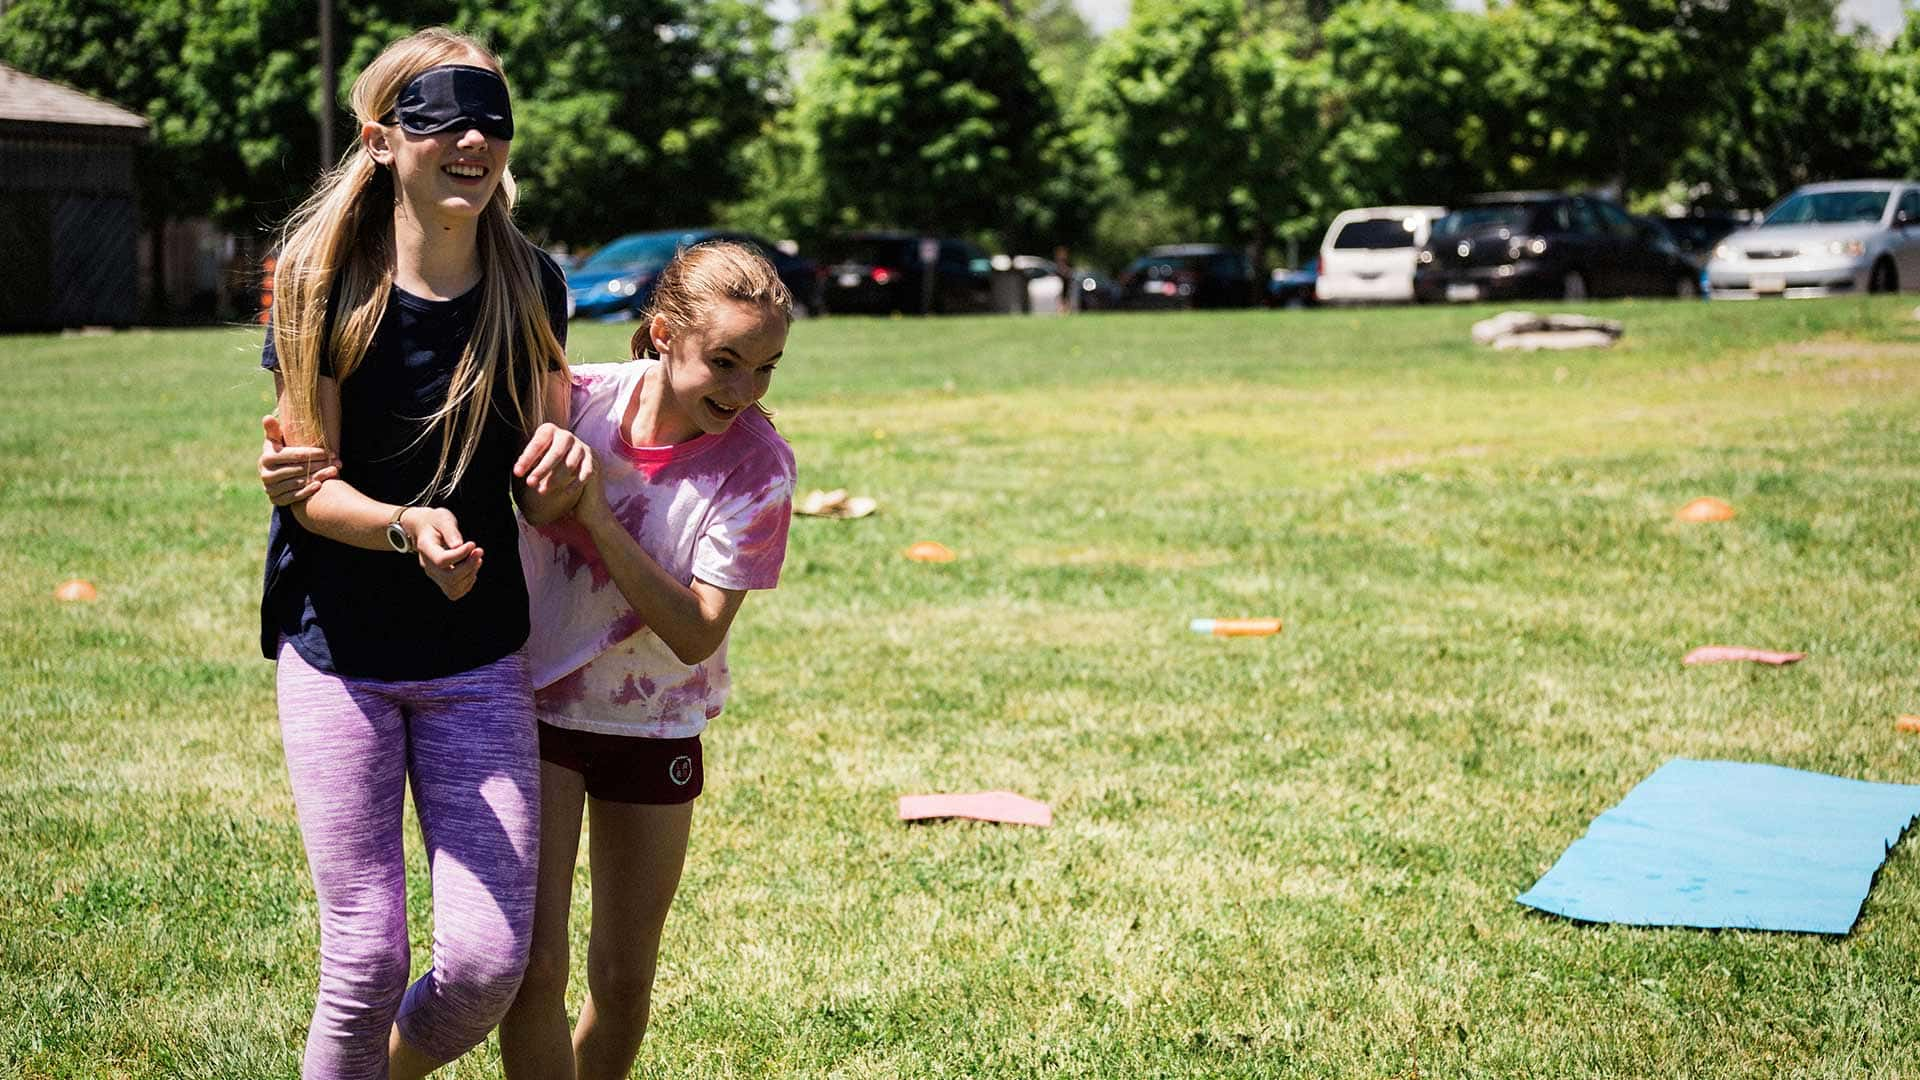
[520, 359, 794, 738]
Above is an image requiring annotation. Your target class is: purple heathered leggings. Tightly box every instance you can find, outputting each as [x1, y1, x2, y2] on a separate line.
[276, 641, 540, 1079]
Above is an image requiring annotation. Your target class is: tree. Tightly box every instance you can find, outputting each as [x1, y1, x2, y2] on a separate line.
[469, 0, 788, 245]
[1875, 8, 1920, 182]
[1315, 1, 1501, 210]
[0, 0, 323, 231]
[1018, 0, 1099, 100]
[809, 0, 1062, 239]
[1684, 10, 1880, 209]
[1484, 0, 1791, 198]
[0, 0, 787, 247]
[1084, 0, 1328, 255]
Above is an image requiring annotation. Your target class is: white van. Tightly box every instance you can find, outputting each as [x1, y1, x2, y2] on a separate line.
[1315, 206, 1445, 303]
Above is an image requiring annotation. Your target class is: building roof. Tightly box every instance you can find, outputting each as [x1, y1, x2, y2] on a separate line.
[0, 62, 148, 138]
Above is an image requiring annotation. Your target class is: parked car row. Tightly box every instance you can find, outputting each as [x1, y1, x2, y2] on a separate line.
[1305, 179, 1918, 307]
[559, 179, 1920, 322]
[1412, 192, 1701, 303]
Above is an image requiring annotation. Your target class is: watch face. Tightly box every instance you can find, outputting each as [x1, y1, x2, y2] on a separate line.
[387, 522, 410, 553]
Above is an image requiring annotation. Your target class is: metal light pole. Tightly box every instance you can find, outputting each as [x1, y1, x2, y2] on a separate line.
[318, 0, 337, 166]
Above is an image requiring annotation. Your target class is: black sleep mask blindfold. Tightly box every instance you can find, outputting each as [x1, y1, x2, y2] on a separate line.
[385, 65, 514, 141]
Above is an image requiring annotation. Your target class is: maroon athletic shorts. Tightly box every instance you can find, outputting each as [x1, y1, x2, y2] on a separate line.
[537, 722, 703, 805]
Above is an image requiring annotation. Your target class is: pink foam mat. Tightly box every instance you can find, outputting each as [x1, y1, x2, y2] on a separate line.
[898, 790, 1053, 827]
[1683, 645, 1807, 666]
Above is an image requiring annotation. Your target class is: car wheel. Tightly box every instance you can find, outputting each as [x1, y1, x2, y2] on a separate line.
[1561, 270, 1589, 302]
[1870, 258, 1898, 294]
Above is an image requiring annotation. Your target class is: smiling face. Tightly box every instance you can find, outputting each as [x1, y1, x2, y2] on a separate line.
[649, 299, 789, 442]
[371, 122, 509, 225]
[362, 56, 511, 226]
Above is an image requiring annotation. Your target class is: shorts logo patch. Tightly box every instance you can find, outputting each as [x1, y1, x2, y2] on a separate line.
[669, 754, 693, 786]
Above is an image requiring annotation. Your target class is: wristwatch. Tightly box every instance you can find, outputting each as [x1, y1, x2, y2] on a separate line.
[386, 505, 415, 554]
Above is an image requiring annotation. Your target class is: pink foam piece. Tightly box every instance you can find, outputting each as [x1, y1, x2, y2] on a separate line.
[897, 790, 1053, 827]
[1683, 645, 1807, 666]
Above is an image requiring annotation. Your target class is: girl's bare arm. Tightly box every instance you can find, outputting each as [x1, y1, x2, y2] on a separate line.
[574, 478, 747, 665]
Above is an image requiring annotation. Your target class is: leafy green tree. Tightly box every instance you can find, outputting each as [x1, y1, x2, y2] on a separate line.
[470, 0, 788, 245]
[0, 0, 786, 246]
[0, 0, 322, 229]
[1875, 9, 1920, 181]
[1485, 0, 1790, 197]
[809, 0, 1062, 239]
[1019, 0, 1099, 99]
[1684, 11, 1880, 209]
[1316, 1, 1500, 209]
[717, 108, 836, 246]
[1084, 0, 1328, 255]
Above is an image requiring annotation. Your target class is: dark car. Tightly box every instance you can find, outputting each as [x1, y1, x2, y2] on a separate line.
[1658, 210, 1750, 270]
[819, 232, 994, 315]
[1117, 244, 1258, 309]
[568, 228, 823, 320]
[1413, 193, 1699, 303]
[1267, 257, 1319, 308]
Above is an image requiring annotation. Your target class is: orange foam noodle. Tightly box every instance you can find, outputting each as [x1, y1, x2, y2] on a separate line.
[1190, 618, 1283, 637]
[54, 579, 97, 602]
[1896, 715, 1920, 734]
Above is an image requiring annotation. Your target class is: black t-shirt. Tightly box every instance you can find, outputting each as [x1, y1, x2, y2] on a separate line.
[259, 249, 568, 679]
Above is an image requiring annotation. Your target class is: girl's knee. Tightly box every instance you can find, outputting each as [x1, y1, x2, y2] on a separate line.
[318, 932, 413, 1018]
[585, 953, 657, 1018]
[436, 936, 533, 1023]
[514, 936, 571, 1006]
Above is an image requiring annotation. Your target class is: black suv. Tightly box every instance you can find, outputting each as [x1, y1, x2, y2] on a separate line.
[1116, 244, 1258, 309]
[1414, 192, 1698, 302]
[819, 232, 994, 315]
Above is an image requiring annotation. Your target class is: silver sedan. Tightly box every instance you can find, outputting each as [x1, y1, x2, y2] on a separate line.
[1706, 179, 1920, 299]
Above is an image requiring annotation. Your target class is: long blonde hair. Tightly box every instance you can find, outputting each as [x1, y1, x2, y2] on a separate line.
[270, 27, 566, 501]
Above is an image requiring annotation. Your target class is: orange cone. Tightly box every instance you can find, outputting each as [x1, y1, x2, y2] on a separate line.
[1676, 497, 1736, 522]
[904, 541, 955, 563]
[54, 579, 97, 602]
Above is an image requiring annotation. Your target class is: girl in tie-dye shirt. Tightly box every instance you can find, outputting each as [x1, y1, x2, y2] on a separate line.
[497, 242, 795, 1078]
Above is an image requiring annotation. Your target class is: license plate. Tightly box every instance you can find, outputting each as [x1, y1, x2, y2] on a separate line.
[1446, 283, 1482, 302]
[1752, 275, 1786, 294]
[837, 273, 861, 288]
[1147, 280, 1173, 295]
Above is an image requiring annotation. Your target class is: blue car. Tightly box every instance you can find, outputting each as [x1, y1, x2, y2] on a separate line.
[567, 228, 822, 320]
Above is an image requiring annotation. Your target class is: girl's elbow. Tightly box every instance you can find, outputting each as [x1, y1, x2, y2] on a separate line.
[668, 634, 721, 666]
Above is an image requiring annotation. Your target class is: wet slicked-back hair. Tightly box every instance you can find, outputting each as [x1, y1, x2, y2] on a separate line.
[631, 241, 793, 419]
[631, 241, 793, 356]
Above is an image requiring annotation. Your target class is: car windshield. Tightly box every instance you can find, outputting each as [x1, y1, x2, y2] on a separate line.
[1762, 190, 1891, 227]
[1662, 217, 1740, 252]
[1126, 253, 1211, 276]
[581, 235, 681, 271]
[1333, 218, 1420, 249]
[1435, 205, 1535, 236]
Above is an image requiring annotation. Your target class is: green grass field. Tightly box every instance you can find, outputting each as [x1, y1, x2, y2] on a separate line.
[5, 296, 1920, 1078]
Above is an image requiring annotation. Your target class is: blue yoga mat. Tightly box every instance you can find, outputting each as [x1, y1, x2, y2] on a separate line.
[1518, 758, 1920, 935]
